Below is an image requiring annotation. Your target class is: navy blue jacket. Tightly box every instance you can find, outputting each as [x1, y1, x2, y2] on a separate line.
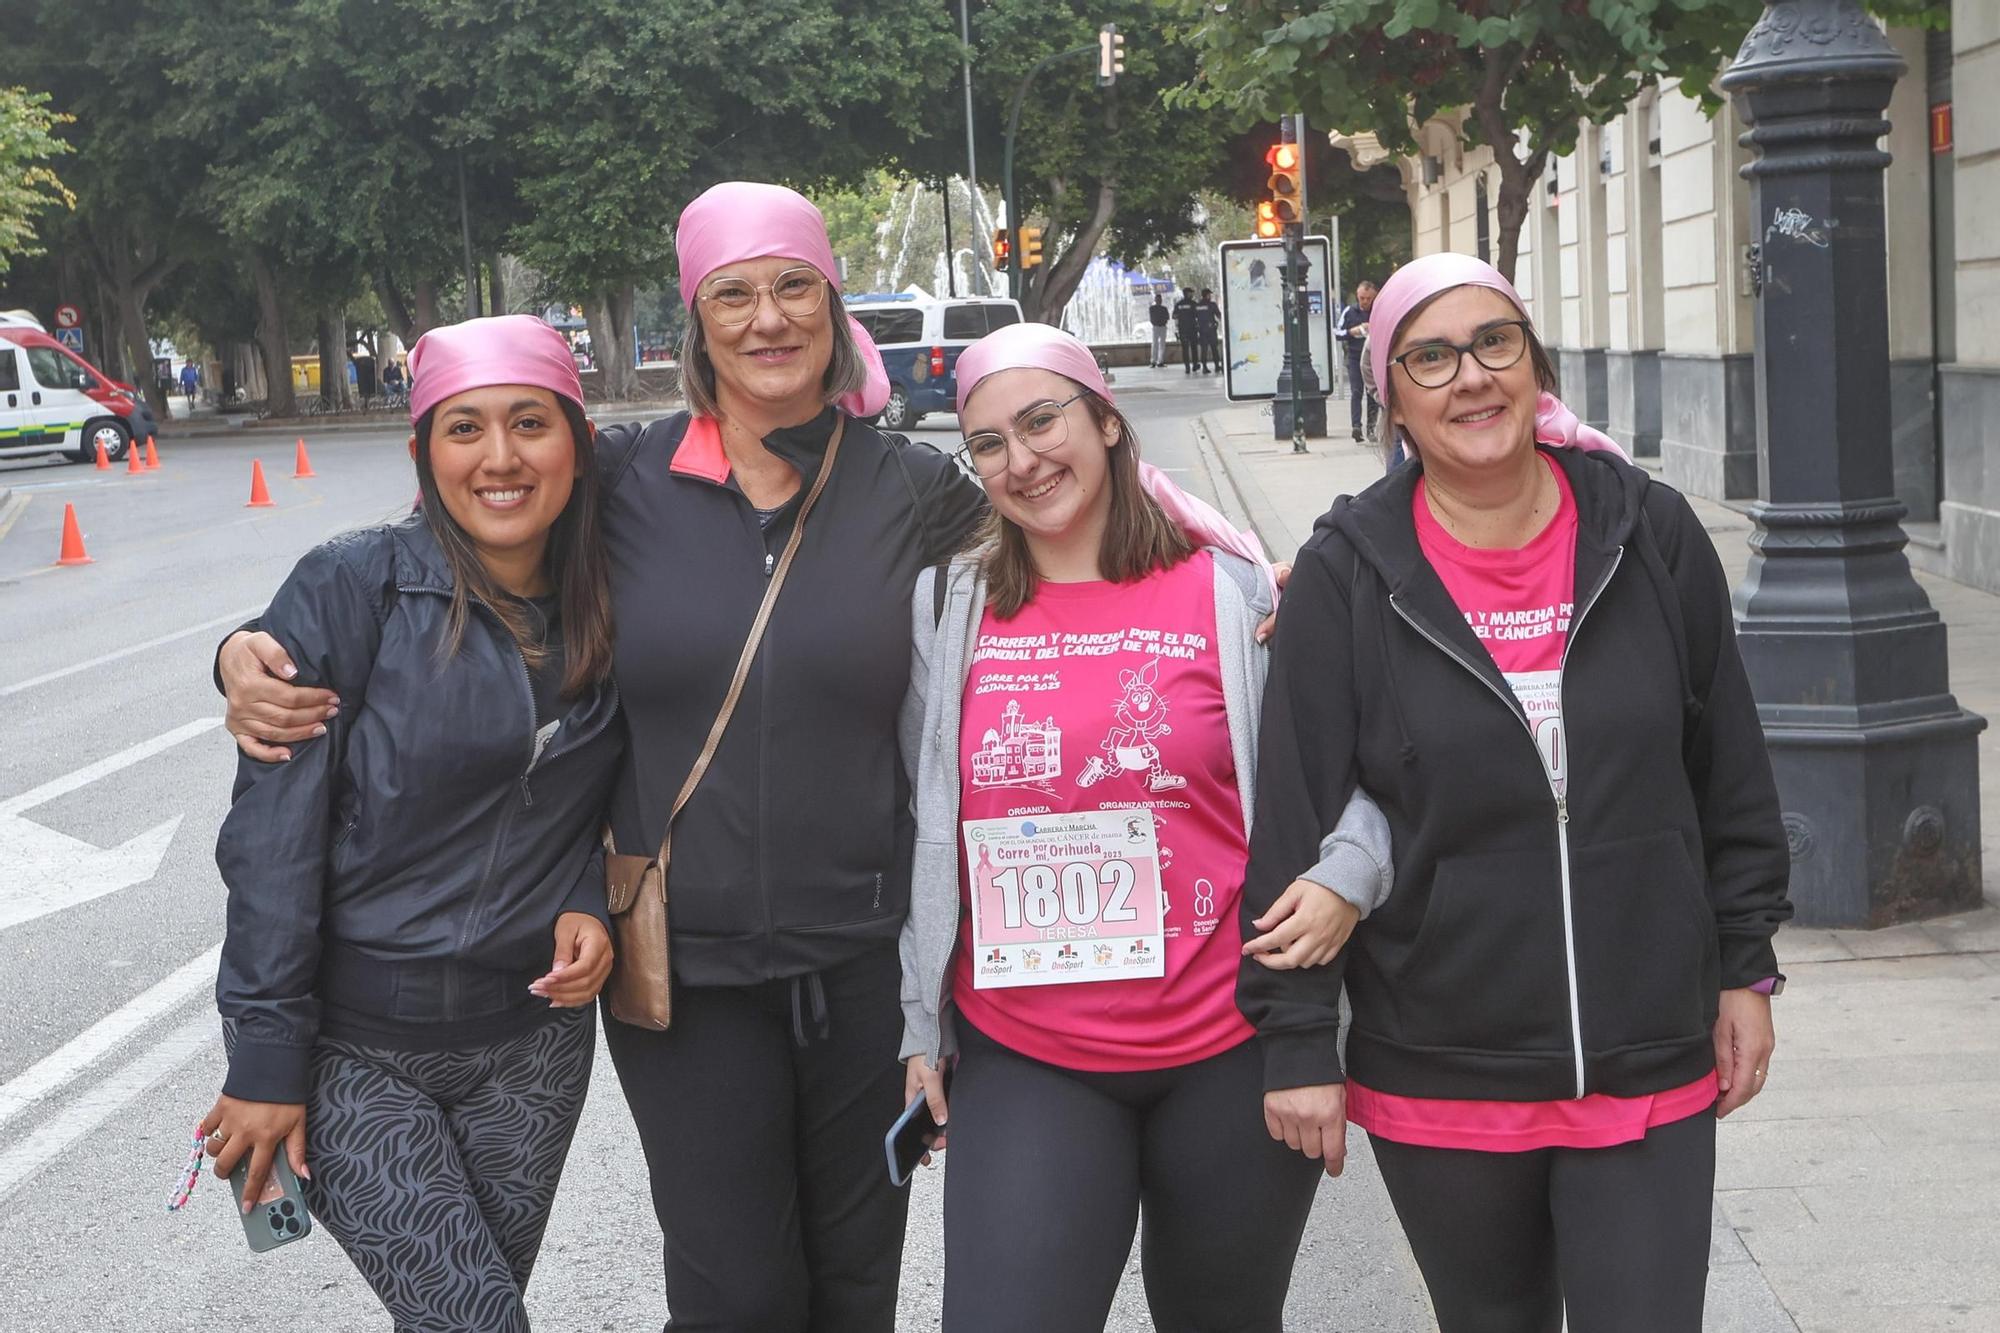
[216, 517, 623, 1103]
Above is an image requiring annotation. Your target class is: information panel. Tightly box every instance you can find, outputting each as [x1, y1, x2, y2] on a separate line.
[1219, 236, 1334, 403]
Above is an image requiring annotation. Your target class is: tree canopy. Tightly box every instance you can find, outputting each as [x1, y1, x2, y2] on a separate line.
[0, 86, 72, 278]
[1179, 0, 1949, 281]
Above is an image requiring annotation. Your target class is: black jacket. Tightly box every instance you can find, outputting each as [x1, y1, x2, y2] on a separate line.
[594, 409, 982, 986]
[1173, 296, 1198, 337]
[1240, 446, 1791, 1100]
[1195, 300, 1220, 338]
[216, 517, 624, 1103]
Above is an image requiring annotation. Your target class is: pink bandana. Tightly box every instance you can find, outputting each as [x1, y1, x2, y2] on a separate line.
[407, 315, 584, 425]
[675, 181, 889, 418]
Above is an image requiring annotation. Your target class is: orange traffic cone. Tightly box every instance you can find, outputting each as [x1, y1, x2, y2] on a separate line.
[293, 438, 316, 478]
[94, 439, 110, 470]
[126, 439, 145, 475]
[56, 503, 93, 566]
[246, 459, 275, 508]
[144, 435, 160, 470]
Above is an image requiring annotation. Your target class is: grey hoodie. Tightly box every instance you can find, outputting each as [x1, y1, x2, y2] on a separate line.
[897, 548, 1394, 1067]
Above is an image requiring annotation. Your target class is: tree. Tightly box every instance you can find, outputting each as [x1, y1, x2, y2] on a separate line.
[1178, 0, 1948, 283]
[975, 0, 1226, 325]
[0, 86, 71, 277]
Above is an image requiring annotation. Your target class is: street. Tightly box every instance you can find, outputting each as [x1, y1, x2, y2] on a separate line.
[0, 372, 1433, 1331]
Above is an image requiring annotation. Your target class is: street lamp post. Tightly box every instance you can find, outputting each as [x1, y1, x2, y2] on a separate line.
[1719, 0, 1984, 927]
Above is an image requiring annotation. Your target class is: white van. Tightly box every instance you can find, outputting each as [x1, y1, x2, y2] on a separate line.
[0, 312, 151, 463]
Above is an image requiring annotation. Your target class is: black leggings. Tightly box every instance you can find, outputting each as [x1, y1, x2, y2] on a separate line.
[603, 944, 910, 1333]
[941, 1020, 1320, 1333]
[296, 1008, 595, 1333]
[1368, 1109, 1716, 1333]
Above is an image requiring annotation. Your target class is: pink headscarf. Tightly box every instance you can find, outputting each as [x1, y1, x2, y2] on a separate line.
[954, 321, 1275, 597]
[408, 314, 584, 425]
[1367, 252, 1629, 461]
[675, 181, 889, 418]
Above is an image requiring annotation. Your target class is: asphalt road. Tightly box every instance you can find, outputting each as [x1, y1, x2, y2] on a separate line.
[0, 370, 1431, 1331]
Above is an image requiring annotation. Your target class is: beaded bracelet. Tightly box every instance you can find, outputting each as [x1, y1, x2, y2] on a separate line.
[165, 1122, 206, 1213]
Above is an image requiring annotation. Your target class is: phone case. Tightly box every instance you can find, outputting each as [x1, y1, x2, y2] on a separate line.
[229, 1153, 313, 1252]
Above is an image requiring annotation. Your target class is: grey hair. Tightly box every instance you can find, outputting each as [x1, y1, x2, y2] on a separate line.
[677, 277, 867, 418]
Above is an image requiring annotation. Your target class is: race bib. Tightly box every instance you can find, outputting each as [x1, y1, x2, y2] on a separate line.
[962, 809, 1166, 989]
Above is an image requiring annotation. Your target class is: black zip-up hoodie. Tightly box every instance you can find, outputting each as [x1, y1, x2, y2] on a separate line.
[594, 409, 982, 986]
[1240, 445, 1791, 1100]
[216, 517, 624, 1103]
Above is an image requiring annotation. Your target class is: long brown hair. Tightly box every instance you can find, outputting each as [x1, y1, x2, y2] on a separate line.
[977, 393, 1194, 619]
[411, 397, 615, 697]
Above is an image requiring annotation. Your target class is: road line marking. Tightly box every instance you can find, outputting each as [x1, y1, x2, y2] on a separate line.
[0, 492, 28, 544]
[0, 717, 222, 817]
[0, 945, 219, 1129]
[0, 606, 262, 697]
[0, 1011, 217, 1203]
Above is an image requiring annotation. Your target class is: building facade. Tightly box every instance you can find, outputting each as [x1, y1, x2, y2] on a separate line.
[1386, 4, 1995, 591]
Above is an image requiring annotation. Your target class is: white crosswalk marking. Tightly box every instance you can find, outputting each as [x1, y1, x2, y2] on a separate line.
[0, 945, 220, 1130]
[0, 718, 220, 932]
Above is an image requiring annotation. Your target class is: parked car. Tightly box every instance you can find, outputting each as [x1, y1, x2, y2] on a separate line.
[843, 292, 1022, 431]
[0, 312, 153, 464]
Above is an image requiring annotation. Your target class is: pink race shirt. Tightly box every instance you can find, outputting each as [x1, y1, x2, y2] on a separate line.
[1349, 455, 1717, 1152]
[953, 551, 1254, 1072]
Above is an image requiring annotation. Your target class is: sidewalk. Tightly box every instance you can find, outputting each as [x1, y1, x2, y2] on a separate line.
[1196, 403, 2000, 1333]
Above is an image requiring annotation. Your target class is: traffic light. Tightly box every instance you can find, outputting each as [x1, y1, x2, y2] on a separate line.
[993, 227, 1011, 269]
[1266, 141, 1303, 228]
[1254, 201, 1281, 240]
[1097, 23, 1125, 87]
[1020, 226, 1044, 270]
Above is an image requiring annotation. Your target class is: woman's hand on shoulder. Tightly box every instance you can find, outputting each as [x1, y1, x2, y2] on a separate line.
[533, 913, 615, 1007]
[201, 1094, 308, 1209]
[1243, 879, 1359, 970]
[1254, 560, 1292, 644]
[221, 630, 339, 763]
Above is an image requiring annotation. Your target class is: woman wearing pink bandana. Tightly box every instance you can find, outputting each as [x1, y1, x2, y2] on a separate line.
[897, 323, 1394, 1331]
[1244, 253, 1792, 1330]
[206, 315, 624, 1330]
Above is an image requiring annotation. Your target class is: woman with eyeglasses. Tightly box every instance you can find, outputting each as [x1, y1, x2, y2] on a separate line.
[898, 323, 1393, 1333]
[215, 183, 1275, 1331]
[1242, 252, 1792, 1331]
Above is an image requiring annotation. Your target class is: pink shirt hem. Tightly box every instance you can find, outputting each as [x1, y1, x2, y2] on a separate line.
[1348, 1071, 1720, 1153]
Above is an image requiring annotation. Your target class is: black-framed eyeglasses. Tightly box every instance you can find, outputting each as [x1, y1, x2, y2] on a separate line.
[1390, 319, 1531, 389]
[697, 266, 829, 327]
[957, 391, 1091, 478]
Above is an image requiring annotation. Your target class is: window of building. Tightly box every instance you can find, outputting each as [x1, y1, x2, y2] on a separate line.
[1476, 175, 1491, 265]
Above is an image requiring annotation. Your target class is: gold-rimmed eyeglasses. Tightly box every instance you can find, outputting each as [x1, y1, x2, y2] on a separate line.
[1390, 319, 1531, 389]
[957, 392, 1091, 479]
[697, 266, 829, 328]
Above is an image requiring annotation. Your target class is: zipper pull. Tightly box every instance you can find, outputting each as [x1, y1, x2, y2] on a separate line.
[521, 775, 535, 807]
[764, 551, 775, 578]
[1556, 795, 1569, 825]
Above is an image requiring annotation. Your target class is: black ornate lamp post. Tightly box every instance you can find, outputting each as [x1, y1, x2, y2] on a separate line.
[1720, 0, 1984, 927]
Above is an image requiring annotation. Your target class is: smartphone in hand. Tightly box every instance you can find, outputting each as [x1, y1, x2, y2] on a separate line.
[229, 1153, 313, 1252]
[885, 1068, 952, 1187]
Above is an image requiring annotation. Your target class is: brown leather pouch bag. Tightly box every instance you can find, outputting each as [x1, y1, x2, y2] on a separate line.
[601, 418, 846, 1030]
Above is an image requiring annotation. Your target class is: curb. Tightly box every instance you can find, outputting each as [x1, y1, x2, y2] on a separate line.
[1194, 409, 1297, 560]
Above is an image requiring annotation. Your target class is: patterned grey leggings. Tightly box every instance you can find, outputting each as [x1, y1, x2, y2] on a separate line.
[300, 1008, 594, 1332]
